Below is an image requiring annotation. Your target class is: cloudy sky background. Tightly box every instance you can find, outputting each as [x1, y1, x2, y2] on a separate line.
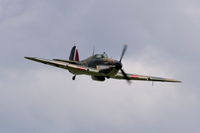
[0, 0, 200, 132]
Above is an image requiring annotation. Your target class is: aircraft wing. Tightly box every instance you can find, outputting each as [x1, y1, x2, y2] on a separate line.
[113, 72, 181, 83]
[25, 57, 67, 69]
[24, 57, 104, 76]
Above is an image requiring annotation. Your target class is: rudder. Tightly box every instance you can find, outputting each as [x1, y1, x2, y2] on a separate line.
[69, 46, 80, 61]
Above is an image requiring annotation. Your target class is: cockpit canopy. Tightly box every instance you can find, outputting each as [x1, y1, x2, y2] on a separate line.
[94, 52, 108, 59]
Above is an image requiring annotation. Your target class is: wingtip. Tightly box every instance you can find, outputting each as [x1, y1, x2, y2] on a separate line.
[24, 57, 37, 61]
[24, 57, 32, 60]
[171, 79, 182, 83]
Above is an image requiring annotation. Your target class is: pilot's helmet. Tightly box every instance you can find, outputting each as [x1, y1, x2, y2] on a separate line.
[103, 52, 108, 58]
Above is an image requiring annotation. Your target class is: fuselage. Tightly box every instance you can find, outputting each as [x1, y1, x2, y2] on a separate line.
[71, 53, 122, 79]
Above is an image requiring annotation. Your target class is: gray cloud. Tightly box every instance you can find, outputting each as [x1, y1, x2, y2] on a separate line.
[0, 0, 200, 133]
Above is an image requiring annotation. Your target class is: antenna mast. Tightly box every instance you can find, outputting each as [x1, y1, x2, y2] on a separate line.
[92, 46, 95, 56]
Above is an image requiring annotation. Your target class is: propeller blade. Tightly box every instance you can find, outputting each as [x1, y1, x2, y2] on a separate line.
[120, 69, 131, 84]
[119, 44, 128, 62]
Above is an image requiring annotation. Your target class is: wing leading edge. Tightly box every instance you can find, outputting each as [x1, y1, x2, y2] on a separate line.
[113, 72, 181, 83]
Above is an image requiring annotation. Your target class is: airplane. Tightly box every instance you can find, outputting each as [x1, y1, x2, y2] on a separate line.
[25, 45, 181, 84]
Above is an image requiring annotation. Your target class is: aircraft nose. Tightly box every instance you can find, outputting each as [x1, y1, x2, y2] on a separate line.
[115, 61, 122, 69]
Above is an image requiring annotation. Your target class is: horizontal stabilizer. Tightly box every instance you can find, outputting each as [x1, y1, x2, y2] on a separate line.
[53, 59, 80, 65]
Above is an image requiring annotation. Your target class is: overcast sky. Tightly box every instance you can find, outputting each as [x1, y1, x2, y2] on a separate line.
[0, 0, 200, 133]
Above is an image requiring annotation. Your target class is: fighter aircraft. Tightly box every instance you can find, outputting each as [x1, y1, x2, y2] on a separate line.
[25, 45, 181, 83]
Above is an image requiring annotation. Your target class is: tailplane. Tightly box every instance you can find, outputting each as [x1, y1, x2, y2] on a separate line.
[69, 46, 80, 61]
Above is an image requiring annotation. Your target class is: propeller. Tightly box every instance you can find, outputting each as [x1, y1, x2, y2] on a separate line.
[120, 68, 131, 84]
[119, 44, 127, 62]
[117, 44, 131, 84]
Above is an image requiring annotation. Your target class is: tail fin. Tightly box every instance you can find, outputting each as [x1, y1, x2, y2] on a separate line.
[69, 46, 80, 61]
